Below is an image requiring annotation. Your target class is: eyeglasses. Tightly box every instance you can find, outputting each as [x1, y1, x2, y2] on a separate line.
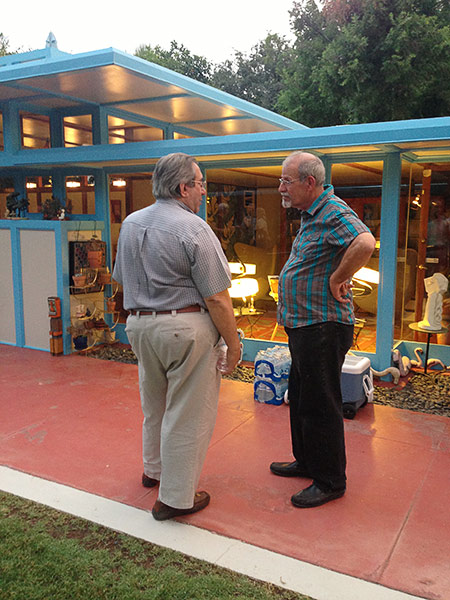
[191, 179, 206, 188]
[278, 177, 306, 186]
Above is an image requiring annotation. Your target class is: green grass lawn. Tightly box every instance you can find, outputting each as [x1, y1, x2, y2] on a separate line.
[0, 491, 313, 600]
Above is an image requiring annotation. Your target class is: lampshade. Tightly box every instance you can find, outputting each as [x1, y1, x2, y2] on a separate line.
[229, 277, 259, 299]
[228, 262, 256, 275]
[353, 267, 380, 285]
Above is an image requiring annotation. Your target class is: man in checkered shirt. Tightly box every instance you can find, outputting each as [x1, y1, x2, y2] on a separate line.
[270, 151, 375, 508]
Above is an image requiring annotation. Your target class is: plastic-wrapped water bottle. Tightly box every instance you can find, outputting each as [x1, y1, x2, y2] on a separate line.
[216, 339, 228, 373]
[254, 380, 276, 404]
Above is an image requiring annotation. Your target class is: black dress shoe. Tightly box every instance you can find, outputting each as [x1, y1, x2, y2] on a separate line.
[142, 473, 159, 488]
[270, 460, 310, 478]
[152, 491, 210, 521]
[291, 483, 345, 508]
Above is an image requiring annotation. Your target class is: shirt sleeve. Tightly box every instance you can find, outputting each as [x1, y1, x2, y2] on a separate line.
[327, 210, 370, 248]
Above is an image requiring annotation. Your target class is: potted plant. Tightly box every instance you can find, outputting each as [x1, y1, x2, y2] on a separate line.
[40, 195, 65, 220]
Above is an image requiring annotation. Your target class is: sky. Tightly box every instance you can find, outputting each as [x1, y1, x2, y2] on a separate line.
[3, 0, 297, 64]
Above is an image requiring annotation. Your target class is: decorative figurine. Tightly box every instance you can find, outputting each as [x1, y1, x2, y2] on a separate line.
[418, 273, 449, 330]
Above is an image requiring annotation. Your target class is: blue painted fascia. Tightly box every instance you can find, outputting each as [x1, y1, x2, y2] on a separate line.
[3, 116, 449, 170]
[0, 47, 70, 68]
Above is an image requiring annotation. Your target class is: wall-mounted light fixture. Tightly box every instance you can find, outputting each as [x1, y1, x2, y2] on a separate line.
[66, 180, 81, 188]
[112, 178, 127, 188]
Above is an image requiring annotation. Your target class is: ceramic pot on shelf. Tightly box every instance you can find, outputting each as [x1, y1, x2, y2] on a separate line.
[72, 273, 87, 287]
[87, 250, 103, 268]
[106, 298, 116, 313]
[98, 269, 112, 284]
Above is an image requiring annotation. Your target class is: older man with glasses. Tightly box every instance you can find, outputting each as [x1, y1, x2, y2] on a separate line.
[270, 151, 376, 508]
[113, 152, 240, 520]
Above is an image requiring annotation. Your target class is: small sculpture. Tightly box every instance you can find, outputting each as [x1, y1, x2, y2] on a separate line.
[419, 273, 449, 330]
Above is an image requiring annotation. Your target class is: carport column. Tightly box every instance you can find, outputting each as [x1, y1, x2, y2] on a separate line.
[94, 170, 111, 266]
[374, 152, 401, 371]
[51, 172, 66, 207]
[92, 107, 109, 145]
[50, 111, 64, 148]
[3, 100, 21, 154]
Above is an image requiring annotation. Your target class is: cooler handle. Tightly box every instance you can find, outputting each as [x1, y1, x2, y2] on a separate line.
[363, 373, 374, 403]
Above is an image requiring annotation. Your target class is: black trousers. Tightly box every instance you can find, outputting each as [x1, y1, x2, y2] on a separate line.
[286, 322, 353, 492]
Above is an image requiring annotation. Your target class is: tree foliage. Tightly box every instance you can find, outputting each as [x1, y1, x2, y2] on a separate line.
[210, 34, 294, 111]
[278, 0, 450, 126]
[0, 33, 11, 56]
[135, 41, 212, 84]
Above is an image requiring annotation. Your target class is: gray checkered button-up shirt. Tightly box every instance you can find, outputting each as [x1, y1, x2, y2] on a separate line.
[113, 199, 231, 311]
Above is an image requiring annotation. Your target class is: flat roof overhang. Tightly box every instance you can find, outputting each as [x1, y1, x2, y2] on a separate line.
[0, 47, 304, 140]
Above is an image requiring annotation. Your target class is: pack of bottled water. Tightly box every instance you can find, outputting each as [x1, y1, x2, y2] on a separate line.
[254, 345, 291, 405]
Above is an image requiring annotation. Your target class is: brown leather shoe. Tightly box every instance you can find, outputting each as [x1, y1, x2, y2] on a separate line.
[142, 473, 159, 488]
[152, 491, 210, 521]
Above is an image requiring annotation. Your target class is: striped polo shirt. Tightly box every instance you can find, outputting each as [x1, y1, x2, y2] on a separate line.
[113, 199, 231, 311]
[277, 185, 370, 328]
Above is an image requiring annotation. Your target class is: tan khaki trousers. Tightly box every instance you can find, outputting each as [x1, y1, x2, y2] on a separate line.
[126, 311, 221, 508]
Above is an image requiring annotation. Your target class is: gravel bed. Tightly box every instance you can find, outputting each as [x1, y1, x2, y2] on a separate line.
[88, 345, 449, 417]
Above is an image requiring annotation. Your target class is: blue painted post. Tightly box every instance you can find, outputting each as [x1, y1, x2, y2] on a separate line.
[50, 111, 64, 148]
[374, 152, 401, 371]
[52, 171, 66, 208]
[10, 224, 25, 347]
[2, 101, 21, 154]
[92, 107, 109, 145]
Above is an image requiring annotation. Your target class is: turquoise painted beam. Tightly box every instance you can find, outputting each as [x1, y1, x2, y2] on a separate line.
[2, 117, 449, 169]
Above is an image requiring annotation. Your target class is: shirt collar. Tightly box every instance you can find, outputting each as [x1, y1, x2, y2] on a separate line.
[156, 198, 195, 214]
[304, 184, 334, 217]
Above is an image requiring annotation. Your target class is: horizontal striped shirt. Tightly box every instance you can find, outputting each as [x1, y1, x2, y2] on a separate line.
[277, 185, 370, 328]
[113, 199, 231, 311]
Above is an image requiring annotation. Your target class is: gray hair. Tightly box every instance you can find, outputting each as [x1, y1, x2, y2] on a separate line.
[152, 153, 198, 199]
[285, 151, 326, 187]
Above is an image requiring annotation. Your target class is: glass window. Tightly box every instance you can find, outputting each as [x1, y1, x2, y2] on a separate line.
[21, 112, 51, 149]
[65, 176, 95, 215]
[331, 162, 383, 353]
[108, 116, 163, 144]
[206, 166, 288, 344]
[25, 176, 53, 213]
[64, 115, 93, 147]
[0, 177, 14, 217]
[399, 162, 450, 347]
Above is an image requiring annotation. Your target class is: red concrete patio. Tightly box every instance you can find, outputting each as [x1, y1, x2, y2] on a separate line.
[1, 345, 449, 600]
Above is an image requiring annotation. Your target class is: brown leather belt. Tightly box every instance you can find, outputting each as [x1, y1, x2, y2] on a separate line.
[129, 305, 206, 316]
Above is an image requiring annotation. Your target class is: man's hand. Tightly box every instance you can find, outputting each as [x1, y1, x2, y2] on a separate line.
[220, 346, 241, 375]
[329, 277, 352, 303]
[328, 232, 376, 303]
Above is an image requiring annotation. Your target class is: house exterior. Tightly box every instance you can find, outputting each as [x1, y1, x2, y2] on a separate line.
[1, 41, 449, 371]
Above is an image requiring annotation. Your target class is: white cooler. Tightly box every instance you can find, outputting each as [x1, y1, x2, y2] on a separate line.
[340, 354, 373, 419]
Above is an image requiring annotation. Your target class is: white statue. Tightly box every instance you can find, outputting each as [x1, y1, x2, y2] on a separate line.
[418, 273, 448, 330]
